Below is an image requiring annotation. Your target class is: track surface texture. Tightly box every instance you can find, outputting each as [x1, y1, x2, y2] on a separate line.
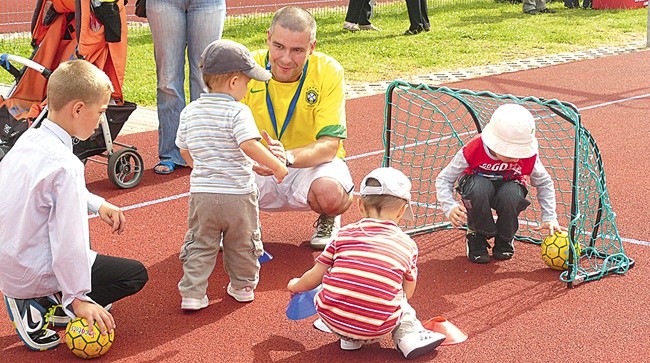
[1, 50, 649, 362]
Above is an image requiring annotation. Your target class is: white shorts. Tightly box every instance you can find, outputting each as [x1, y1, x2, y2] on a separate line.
[255, 158, 354, 212]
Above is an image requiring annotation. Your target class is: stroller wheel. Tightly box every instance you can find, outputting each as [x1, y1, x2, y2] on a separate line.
[107, 148, 144, 189]
[0, 144, 8, 161]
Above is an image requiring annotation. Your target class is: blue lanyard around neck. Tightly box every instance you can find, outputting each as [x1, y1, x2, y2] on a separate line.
[265, 53, 309, 141]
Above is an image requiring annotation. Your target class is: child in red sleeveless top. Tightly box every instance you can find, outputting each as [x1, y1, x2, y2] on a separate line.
[436, 103, 565, 263]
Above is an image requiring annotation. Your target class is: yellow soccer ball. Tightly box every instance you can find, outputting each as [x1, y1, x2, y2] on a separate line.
[65, 317, 114, 359]
[541, 231, 581, 271]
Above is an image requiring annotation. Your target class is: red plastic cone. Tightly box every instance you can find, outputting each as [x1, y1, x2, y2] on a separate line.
[422, 316, 468, 345]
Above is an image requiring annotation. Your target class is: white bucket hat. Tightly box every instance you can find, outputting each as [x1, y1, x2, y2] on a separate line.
[481, 103, 538, 159]
[360, 167, 414, 220]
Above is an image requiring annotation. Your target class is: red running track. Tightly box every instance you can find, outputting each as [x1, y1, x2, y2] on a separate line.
[1, 50, 649, 362]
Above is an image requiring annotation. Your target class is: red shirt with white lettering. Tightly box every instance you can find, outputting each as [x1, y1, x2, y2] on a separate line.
[462, 135, 536, 184]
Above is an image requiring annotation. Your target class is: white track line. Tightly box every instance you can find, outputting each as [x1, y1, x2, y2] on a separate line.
[620, 237, 650, 247]
[90, 94, 650, 247]
[578, 93, 650, 111]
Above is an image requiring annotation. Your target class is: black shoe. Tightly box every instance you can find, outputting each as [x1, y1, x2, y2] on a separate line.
[493, 237, 515, 260]
[466, 231, 490, 264]
[403, 26, 423, 35]
[540, 8, 557, 13]
[524, 9, 540, 14]
[4, 295, 61, 350]
[37, 293, 70, 327]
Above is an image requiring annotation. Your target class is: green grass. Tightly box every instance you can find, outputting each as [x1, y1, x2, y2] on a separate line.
[1, 1, 647, 107]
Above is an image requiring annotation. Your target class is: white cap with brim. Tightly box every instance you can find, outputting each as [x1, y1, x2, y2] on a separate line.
[200, 39, 271, 82]
[360, 167, 415, 221]
[481, 103, 538, 159]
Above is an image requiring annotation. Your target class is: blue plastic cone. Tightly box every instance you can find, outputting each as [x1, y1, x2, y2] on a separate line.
[286, 287, 319, 320]
[258, 250, 273, 264]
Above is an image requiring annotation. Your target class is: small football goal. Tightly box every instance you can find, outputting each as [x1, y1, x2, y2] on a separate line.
[382, 80, 634, 287]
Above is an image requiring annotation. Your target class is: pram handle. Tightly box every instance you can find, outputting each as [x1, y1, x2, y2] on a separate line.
[0, 54, 52, 79]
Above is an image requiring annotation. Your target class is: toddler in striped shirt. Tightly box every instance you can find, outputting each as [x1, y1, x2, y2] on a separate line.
[287, 167, 446, 359]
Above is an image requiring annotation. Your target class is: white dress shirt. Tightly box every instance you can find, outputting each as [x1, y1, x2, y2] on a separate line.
[0, 119, 105, 312]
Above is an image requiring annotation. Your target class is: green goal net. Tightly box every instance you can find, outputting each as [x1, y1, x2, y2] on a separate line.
[382, 80, 634, 286]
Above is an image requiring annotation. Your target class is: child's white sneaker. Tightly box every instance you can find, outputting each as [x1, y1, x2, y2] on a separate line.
[227, 283, 254, 302]
[396, 330, 446, 359]
[181, 295, 209, 311]
[313, 318, 332, 333]
[340, 339, 363, 351]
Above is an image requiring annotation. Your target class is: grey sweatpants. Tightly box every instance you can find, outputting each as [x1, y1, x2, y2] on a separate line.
[178, 191, 263, 299]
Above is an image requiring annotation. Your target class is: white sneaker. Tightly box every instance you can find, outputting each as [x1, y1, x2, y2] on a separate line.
[310, 215, 340, 250]
[340, 339, 363, 351]
[396, 330, 446, 359]
[343, 21, 360, 31]
[227, 283, 254, 303]
[313, 318, 332, 333]
[359, 24, 380, 31]
[181, 295, 209, 311]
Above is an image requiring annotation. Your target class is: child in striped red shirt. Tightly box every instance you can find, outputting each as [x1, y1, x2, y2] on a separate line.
[287, 167, 446, 359]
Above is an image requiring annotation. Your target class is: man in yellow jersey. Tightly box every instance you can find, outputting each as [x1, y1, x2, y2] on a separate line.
[241, 6, 354, 250]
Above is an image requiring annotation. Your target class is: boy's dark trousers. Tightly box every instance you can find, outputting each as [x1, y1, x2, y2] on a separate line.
[405, 0, 430, 31]
[457, 174, 531, 241]
[345, 0, 374, 26]
[88, 255, 148, 307]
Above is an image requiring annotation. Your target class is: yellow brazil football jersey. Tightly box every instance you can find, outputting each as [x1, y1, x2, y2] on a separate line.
[241, 50, 347, 159]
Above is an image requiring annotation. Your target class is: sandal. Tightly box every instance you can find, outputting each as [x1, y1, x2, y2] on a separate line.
[154, 160, 180, 175]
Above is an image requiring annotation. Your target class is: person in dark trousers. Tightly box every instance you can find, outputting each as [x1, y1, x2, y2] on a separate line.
[404, 0, 430, 35]
[564, 0, 591, 8]
[343, 0, 379, 31]
[0, 60, 148, 351]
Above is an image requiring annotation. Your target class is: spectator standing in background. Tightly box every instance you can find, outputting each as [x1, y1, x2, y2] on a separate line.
[343, 0, 379, 31]
[404, 0, 430, 35]
[523, 0, 556, 14]
[148, 0, 226, 175]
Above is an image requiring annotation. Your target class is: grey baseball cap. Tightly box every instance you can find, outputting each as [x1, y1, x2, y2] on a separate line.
[199, 39, 271, 82]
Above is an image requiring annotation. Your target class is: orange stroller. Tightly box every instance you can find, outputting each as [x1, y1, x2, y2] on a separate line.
[0, 0, 143, 189]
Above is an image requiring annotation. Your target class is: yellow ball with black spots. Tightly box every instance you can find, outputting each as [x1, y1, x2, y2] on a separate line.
[541, 231, 581, 271]
[65, 317, 114, 359]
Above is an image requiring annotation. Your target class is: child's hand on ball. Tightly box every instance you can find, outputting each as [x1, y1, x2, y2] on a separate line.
[71, 299, 115, 335]
[536, 219, 566, 236]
